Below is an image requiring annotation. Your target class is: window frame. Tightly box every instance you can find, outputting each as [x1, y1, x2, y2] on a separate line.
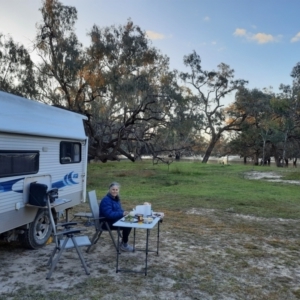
[0, 150, 39, 178]
[60, 141, 82, 164]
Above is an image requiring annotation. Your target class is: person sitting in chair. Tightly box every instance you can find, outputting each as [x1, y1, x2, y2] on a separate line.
[99, 182, 133, 252]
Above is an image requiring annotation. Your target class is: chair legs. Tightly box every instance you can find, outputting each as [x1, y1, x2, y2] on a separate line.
[104, 222, 119, 252]
[86, 222, 121, 253]
[46, 237, 90, 279]
[71, 237, 90, 275]
[47, 245, 59, 267]
[46, 238, 69, 279]
[86, 230, 103, 253]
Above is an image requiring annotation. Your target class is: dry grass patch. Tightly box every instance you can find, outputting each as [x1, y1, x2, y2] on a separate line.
[1, 207, 300, 299]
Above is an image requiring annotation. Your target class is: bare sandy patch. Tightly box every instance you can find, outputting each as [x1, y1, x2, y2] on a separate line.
[244, 170, 300, 185]
[1, 208, 300, 299]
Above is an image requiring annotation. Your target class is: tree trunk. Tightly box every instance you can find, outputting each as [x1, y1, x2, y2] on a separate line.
[253, 152, 259, 165]
[274, 154, 282, 167]
[262, 139, 266, 166]
[271, 144, 282, 167]
[282, 131, 288, 165]
[202, 136, 220, 163]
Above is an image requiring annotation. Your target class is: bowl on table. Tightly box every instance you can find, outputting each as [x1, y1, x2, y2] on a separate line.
[144, 217, 153, 224]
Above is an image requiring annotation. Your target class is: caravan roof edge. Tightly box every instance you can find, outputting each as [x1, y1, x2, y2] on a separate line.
[0, 91, 88, 140]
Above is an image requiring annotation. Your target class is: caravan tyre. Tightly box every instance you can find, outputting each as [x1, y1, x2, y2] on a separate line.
[19, 209, 53, 249]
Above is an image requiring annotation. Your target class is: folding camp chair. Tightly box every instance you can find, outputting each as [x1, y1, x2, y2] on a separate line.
[46, 196, 92, 279]
[72, 211, 93, 226]
[86, 190, 120, 253]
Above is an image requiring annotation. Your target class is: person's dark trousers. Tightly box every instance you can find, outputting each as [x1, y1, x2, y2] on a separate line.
[103, 221, 132, 243]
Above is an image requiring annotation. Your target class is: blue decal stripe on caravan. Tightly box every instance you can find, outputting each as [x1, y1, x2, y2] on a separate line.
[67, 172, 78, 184]
[52, 172, 79, 189]
[0, 172, 79, 192]
[0, 178, 24, 193]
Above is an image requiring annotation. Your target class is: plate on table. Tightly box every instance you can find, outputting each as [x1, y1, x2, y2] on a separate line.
[122, 216, 137, 223]
[152, 212, 164, 218]
[143, 217, 154, 224]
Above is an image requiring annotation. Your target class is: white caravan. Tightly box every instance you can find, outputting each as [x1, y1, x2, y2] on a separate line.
[0, 91, 88, 249]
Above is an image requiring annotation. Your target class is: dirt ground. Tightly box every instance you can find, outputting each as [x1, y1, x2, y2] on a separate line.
[1, 171, 300, 299]
[1, 206, 300, 300]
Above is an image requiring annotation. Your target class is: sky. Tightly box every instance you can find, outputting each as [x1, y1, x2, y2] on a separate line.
[1, 0, 300, 105]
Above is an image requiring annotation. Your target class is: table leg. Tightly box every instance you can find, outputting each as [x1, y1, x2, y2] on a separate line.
[133, 228, 136, 251]
[145, 229, 150, 276]
[116, 227, 120, 273]
[157, 221, 160, 255]
[65, 208, 71, 222]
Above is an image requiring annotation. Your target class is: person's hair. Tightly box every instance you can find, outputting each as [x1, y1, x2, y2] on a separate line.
[108, 182, 120, 190]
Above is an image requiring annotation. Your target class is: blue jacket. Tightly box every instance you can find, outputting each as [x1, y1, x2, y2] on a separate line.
[99, 193, 124, 221]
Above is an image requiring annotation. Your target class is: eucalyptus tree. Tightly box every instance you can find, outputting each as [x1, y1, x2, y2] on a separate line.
[291, 62, 300, 87]
[227, 124, 263, 164]
[262, 62, 300, 167]
[287, 62, 300, 164]
[86, 22, 181, 162]
[244, 89, 273, 165]
[226, 88, 273, 165]
[286, 66, 300, 166]
[152, 86, 204, 160]
[0, 33, 37, 98]
[34, 0, 92, 110]
[180, 51, 248, 163]
[228, 83, 300, 167]
[220, 62, 300, 167]
[270, 83, 300, 166]
[34, 0, 181, 162]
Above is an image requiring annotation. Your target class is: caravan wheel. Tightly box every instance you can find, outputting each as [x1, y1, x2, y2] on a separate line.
[19, 209, 53, 249]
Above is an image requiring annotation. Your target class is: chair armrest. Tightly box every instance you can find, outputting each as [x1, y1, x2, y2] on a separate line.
[57, 222, 78, 228]
[55, 228, 87, 236]
[91, 217, 106, 221]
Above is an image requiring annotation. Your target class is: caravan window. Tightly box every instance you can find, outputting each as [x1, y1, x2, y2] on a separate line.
[0, 151, 39, 178]
[60, 142, 81, 164]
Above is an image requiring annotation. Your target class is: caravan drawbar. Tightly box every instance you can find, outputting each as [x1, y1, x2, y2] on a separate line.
[0, 91, 88, 249]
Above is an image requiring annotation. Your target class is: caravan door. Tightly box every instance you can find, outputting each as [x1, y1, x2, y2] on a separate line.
[50, 140, 87, 209]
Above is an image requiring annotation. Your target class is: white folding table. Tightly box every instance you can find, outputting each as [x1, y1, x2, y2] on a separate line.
[113, 215, 163, 276]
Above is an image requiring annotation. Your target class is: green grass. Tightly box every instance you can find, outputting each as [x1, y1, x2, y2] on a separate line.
[87, 160, 300, 219]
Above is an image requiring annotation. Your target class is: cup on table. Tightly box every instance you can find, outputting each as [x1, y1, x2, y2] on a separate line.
[137, 214, 143, 223]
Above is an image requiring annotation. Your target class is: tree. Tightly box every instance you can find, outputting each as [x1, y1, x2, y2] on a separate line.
[0, 33, 37, 98]
[150, 86, 204, 161]
[180, 51, 248, 163]
[270, 83, 300, 166]
[291, 62, 300, 86]
[34, 0, 90, 109]
[227, 88, 279, 165]
[228, 81, 300, 167]
[86, 21, 181, 162]
[34, 0, 182, 162]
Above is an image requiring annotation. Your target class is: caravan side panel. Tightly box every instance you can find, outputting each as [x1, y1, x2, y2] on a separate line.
[0, 133, 87, 233]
